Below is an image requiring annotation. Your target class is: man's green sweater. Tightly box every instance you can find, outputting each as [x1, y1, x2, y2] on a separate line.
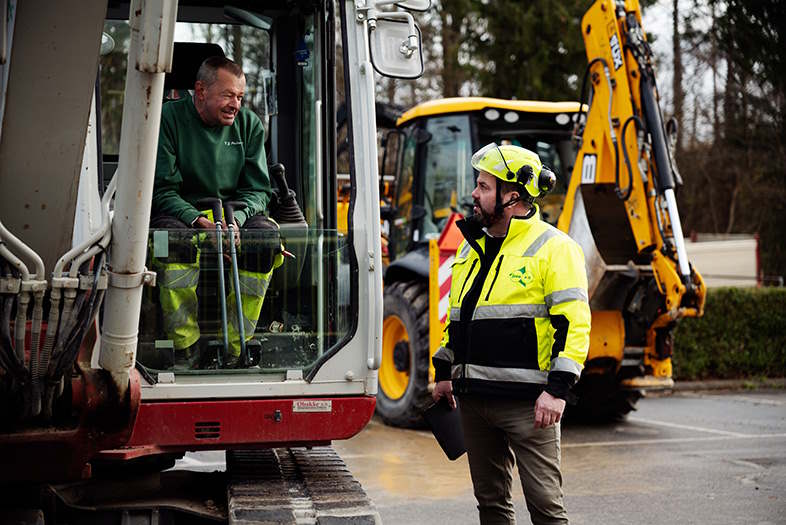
[152, 95, 270, 226]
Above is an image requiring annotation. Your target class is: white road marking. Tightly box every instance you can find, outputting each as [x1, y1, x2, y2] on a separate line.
[627, 416, 750, 437]
[711, 394, 785, 406]
[563, 433, 786, 449]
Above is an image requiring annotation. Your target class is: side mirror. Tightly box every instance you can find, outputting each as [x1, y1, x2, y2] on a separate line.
[414, 128, 432, 145]
[100, 33, 115, 56]
[368, 13, 424, 79]
[395, 0, 431, 11]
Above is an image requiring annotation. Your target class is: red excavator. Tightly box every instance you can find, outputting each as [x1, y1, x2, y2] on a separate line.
[0, 0, 429, 522]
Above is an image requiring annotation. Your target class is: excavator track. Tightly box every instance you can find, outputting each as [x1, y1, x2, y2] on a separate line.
[227, 447, 380, 525]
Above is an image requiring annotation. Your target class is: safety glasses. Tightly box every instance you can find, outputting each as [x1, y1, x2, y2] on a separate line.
[471, 142, 515, 179]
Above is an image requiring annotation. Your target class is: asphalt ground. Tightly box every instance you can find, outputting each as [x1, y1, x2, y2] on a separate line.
[334, 389, 786, 525]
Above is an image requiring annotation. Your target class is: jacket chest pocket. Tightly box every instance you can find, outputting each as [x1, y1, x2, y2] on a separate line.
[481, 255, 542, 305]
[451, 258, 478, 305]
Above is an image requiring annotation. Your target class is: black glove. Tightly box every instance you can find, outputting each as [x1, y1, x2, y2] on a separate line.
[239, 215, 282, 274]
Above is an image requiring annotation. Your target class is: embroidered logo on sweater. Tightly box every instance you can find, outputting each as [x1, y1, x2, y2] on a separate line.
[509, 265, 533, 287]
[224, 141, 243, 146]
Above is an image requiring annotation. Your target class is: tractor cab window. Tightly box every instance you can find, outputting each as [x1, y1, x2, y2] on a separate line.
[421, 115, 473, 237]
[100, 4, 352, 379]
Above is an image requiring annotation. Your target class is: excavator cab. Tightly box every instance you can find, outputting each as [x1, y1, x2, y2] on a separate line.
[98, 5, 348, 381]
[0, 3, 427, 515]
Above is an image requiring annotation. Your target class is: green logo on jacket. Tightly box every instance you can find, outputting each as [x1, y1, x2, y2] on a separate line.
[509, 265, 533, 287]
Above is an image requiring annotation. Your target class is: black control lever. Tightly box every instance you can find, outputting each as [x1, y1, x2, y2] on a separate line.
[269, 163, 306, 225]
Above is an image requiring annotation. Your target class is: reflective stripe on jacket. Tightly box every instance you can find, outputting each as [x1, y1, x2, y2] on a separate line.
[433, 207, 591, 399]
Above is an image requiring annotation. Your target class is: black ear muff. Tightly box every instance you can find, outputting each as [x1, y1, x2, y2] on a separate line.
[538, 167, 557, 194]
[515, 165, 534, 186]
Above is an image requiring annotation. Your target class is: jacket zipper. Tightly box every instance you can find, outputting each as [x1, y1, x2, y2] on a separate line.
[457, 259, 478, 391]
[458, 259, 478, 303]
[484, 255, 504, 301]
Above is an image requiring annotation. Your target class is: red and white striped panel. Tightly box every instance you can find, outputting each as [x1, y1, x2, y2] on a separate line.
[438, 252, 454, 325]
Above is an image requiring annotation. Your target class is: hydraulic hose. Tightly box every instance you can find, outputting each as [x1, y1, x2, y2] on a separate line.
[55, 261, 105, 383]
[575, 57, 609, 142]
[0, 219, 45, 280]
[28, 288, 45, 416]
[576, 57, 619, 197]
[0, 295, 24, 377]
[49, 287, 77, 375]
[618, 115, 645, 201]
[69, 215, 112, 279]
[38, 287, 61, 389]
[0, 242, 30, 280]
[14, 291, 29, 366]
[54, 174, 116, 278]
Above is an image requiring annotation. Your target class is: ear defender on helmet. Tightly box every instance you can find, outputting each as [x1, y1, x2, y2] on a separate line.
[515, 163, 556, 201]
[538, 167, 557, 195]
[515, 164, 534, 186]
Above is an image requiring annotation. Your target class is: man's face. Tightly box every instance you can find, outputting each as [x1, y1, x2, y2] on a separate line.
[470, 171, 500, 227]
[195, 68, 246, 127]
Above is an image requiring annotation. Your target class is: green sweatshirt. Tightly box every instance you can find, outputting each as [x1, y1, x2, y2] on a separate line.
[152, 95, 270, 226]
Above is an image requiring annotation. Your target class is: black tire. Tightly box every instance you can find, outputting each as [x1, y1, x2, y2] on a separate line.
[376, 280, 432, 428]
[566, 364, 642, 422]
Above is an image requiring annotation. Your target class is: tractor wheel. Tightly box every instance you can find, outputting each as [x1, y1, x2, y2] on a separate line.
[566, 360, 643, 422]
[377, 280, 432, 428]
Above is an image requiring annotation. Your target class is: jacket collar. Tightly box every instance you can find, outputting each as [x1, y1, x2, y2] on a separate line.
[457, 205, 541, 257]
[503, 204, 541, 241]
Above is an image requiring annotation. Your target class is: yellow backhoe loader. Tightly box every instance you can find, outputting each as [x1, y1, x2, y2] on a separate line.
[374, 0, 706, 426]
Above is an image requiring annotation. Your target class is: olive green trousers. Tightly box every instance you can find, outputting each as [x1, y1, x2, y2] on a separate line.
[459, 396, 569, 525]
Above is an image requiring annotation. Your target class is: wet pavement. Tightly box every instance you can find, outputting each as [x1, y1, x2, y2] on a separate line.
[333, 389, 786, 525]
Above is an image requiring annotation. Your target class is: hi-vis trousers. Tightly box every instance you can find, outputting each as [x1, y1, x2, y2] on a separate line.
[150, 213, 282, 356]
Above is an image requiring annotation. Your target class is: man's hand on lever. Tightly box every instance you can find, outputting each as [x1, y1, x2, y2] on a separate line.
[194, 215, 240, 250]
[194, 216, 216, 230]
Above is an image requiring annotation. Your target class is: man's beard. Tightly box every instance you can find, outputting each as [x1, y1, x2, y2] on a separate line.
[469, 200, 501, 228]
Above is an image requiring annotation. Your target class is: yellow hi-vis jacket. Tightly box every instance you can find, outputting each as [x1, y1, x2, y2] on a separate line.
[433, 208, 591, 400]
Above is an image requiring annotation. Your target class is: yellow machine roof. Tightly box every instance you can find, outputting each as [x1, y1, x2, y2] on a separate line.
[397, 97, 583, 126]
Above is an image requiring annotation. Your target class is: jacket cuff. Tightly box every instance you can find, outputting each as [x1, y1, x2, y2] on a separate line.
[233, 209, 248, 227]
[433, 357, 452, 383]
[545, 370, 577, 401]
[181, 208, 202, 227]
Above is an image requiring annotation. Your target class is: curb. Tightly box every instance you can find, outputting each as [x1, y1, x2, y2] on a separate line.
[671, 377, 786, 391]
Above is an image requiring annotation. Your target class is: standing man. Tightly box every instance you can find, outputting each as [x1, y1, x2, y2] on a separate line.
[152, 55, 282, 366]
[432, 143, 591, 524]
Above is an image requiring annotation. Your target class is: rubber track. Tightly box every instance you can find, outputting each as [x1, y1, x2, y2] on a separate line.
[227, 447, 380, 524]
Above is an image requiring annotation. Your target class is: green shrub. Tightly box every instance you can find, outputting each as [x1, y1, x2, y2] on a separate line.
[673, 287, 786, 380]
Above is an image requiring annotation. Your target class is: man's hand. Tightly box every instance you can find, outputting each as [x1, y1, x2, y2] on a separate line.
[534, 391, 566, 429]
[194, 216, 240, 244]
[223, 218, 241, 245]
[194, 216, 216, 230]
[432, 380, 456, 409]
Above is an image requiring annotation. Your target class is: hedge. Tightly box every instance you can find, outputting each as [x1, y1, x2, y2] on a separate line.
[672, 287, 786, 380]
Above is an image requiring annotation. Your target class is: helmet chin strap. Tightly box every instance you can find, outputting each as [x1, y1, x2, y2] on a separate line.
[493, 186, 530, 216]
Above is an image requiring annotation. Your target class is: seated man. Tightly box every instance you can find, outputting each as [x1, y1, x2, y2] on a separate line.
[151, 55, 281, 366]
